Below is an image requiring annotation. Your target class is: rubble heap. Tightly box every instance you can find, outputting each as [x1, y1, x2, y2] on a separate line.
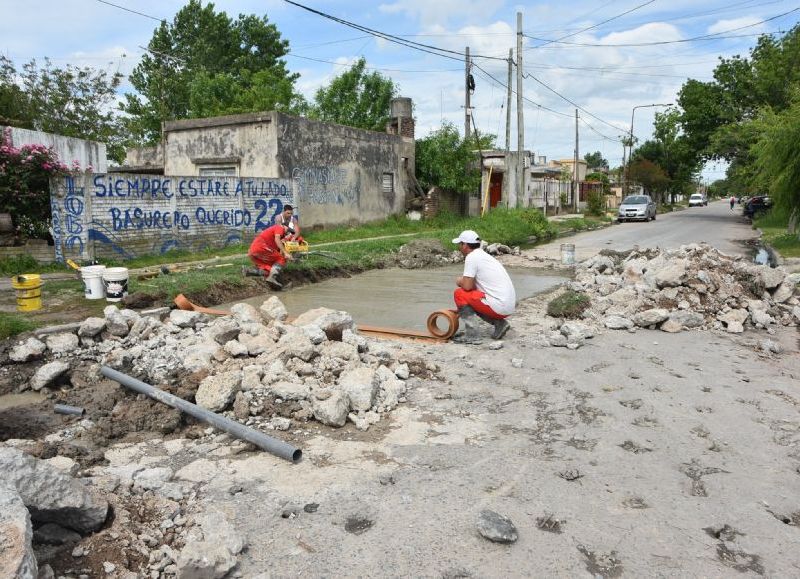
[562, 243, 800, 336]
[13, 298, 432, 433]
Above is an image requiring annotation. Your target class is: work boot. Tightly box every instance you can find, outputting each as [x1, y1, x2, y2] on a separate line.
[264, 265, 283, 290]
[242, 266, 262, 277]
[491, 318, 511, 340]
[475, 311, 511, 340]
[453, 306, 482, 345]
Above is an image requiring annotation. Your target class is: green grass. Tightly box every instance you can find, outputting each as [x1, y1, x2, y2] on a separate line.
[547, 290, 591, 319]
[0, 254, 65, 276]
[753, 209, 800, 258]
[0, 312, 38, 339]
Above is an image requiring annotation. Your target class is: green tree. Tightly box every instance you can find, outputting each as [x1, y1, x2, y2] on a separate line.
[415, 122, 495, 194]
[122, 0, 299, 144]
[311, 58, 397, 131]
[0, 57, 124, 161]
[584, 150, 608, 170]
[586, 171, 610, 193]
[628, 159, 669, 199]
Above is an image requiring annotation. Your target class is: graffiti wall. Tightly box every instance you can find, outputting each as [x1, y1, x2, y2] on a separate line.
[50, 173, 293, 261]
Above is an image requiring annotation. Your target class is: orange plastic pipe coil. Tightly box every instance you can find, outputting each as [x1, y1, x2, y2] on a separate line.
[174, 293, 231, 316]
[426, 309, 460, 340]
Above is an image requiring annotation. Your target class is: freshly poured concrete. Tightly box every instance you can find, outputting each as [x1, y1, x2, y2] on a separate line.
[233, 266, 569, 331]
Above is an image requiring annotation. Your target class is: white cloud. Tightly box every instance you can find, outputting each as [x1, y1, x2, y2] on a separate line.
[378, 0, 505, 28]
[707, 16, 764, 36]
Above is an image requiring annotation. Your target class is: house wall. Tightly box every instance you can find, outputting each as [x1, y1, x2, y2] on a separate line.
[3, 126, 107, 172]
[274, 113, 412, 228]
[49, 172, 292, 261]
[162, 113, 279, 177]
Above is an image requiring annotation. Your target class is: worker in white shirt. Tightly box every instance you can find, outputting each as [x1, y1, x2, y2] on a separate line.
[452, 230, 516, 343]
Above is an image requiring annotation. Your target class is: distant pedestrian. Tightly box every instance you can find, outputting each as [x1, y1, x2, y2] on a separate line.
[730, 196, 735, 210]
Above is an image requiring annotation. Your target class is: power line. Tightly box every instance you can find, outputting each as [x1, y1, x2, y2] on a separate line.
[579, 116, 625, 143]
[534, 0, 657, 48]
[94, 0, 164, 22]
[287, 52, 461, 73]
[281, 0, 508, 62]
[525, 7, 798, 47]
[472, 63, 573, 119]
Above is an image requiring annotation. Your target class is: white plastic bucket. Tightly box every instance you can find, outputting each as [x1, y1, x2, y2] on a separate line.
[560, 243, 576, 265]
[81, 265, 106, 300]
[102, 267, 129, 302]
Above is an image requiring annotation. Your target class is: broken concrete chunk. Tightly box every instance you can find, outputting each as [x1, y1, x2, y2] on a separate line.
[231, 302, 262, 326]
[195, 372, 242, 412]
[758, 266, 785, 289]
[338, 367, 378, 412]
[633, 309, 670, 327]
[0, 448, 109, 534]
[278, 331, 316, 362]
[259, 296, 288, 323]
[203, 319, 240, 345]
[30, 361, 70, 391]
[267, 380, 311, 401]
[0, 483, 38, 579]
[301, 324, 327, 345]
[169, 309, 205, 329]
[182, 341, 220, 373]
[292, 307, 354, 340]
[223, 340, 249, 358]
[77, 317, 106, 338]
[772, 281, 795, 303]
[311, 390, 350, 427]
[668, 310, 704, 329]
[104, 306, 130, 337]
[44, 332, 79, 355]
[10, 337, 47, 363]
[604, 315, 634, 330]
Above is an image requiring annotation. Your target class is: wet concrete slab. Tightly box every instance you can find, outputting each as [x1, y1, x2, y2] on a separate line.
[232, 266, 569, 332]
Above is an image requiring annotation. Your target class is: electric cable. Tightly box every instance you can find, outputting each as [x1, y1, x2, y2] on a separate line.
[95, 0, 164, 21]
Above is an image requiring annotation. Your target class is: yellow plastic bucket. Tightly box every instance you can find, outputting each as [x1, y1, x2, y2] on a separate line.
[11, 274, 43, 312]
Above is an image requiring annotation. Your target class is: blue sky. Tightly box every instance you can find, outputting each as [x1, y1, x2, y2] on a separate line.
[1, 0, 798, 180]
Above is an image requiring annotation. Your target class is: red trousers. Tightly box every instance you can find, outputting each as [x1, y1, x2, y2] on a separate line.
[248, 248, 286, 274]
[453, 288, 506, 320]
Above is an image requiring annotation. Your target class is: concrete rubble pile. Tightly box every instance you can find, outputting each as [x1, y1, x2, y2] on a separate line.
[540, 243, 800, 348]
[13, 297, 423, 433]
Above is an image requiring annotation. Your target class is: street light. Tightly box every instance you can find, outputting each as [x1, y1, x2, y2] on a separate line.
[623, 103, 672, 195]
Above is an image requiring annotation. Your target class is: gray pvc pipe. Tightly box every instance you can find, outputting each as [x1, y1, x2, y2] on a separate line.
[100, 366, 302, 463]
[54, 404, 86, 416]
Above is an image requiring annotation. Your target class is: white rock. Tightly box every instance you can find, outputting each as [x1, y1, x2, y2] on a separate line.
[633, 309, 670, 327]
[772, 281, 795, 303]
[267, 381, 310, 401]
[604, 315, 634, 330]
[320, 341, 359, 362]
[133, 467, 173, 491]
[0, 448, 108, 534]
[176, 508, 243, 579]
[44, 332, 79, 355]
[292, 307, 354, 340]
[311, 390, 350, 427]
[560, 321, 589, 340]
[654, 260, 687, 288]
[758, 266, 785, 289]
[718, 308, 748, 326]
[238, 333, 275, 356]
[183, 341, 220, 373]
[104, 306, 130, 337]
[169, 309, 205, 329]
[270, 417, 291, 431]
[30, 361, 70, 391]
[9, 337, 46, 363]
[0, 483, 37, 579]
[342, 328, 367, 352]
[231, 303, 262, 326]
[726, 321, 744, 334]
[301, 324, 327, 345]
[394, 363, 410, 380]
[77, 317, 106, 338]
[259, 296, 288, 323]
[759, 339, 782, 354]
[669, 310, 705, 329]
[202, 319, 240, 345]
[103, 562, 116, 574]
[278, 331, 316, 362]
[338, 367, 378, 412]
[223, 340, 249, 357]
[195, 372, 242, 412]
[751, 310, 774, 326]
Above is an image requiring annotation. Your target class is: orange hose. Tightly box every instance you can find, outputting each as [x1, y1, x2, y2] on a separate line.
[426, 309, 460, 340]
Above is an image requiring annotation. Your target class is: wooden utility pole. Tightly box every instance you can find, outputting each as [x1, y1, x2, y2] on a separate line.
[516, 12, 524, 209]
[464, 46, 471, 140]
[573, 109, 579, 212]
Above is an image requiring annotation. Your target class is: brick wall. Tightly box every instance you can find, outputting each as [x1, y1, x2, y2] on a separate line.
[49, 173, 294, 261]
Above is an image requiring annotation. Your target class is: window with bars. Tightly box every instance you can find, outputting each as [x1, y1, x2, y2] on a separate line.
[382, 172, 394, 194]
[198, 166, 237, 177]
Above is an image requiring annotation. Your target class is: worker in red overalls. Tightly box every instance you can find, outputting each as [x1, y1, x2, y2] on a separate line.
[244, 223, 294, 289]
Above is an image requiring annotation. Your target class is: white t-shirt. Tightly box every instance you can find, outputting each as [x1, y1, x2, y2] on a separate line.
[463, 248, 516, 315]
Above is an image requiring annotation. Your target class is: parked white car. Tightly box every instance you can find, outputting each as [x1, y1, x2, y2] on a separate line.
[688, 193, 708, 207]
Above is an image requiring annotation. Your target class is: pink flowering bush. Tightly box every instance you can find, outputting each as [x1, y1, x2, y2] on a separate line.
[0, 126, 70, 239]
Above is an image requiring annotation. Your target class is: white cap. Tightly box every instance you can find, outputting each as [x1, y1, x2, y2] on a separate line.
[452, 230, 480, 244]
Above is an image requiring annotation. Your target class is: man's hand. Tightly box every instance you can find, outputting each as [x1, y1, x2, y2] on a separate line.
[457, 276, 476, 291]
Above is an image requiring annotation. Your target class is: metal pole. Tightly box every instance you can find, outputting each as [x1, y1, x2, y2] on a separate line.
[464, 46, 471, 140]
[505, 48, 512, 152]
[101, 366, 302, 463]
[516, 12, 524, 209]
[574, 109, 579, 212]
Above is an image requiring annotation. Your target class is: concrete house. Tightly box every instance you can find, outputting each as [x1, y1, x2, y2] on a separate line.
[122, 98, 416, 229]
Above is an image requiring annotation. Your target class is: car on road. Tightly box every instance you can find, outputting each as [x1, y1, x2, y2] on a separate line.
[743, 195, 772, 218]
[617, 195, 657, 222]
[688, 193, 708, 207]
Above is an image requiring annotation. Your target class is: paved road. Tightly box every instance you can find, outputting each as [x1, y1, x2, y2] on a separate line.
[530, 200, 757, 260]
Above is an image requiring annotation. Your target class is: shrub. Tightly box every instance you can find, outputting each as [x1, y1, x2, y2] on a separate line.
[586, 191, 606, 216]
[547, 290, 591, 319]
[0, 312, 37, 340]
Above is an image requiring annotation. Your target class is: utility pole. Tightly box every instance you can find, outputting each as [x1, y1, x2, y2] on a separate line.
[464, 46, 471, 140]
[573, 109, 579, 213]
[505, 48, 512, 152]
[516, 12, 524, 209]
